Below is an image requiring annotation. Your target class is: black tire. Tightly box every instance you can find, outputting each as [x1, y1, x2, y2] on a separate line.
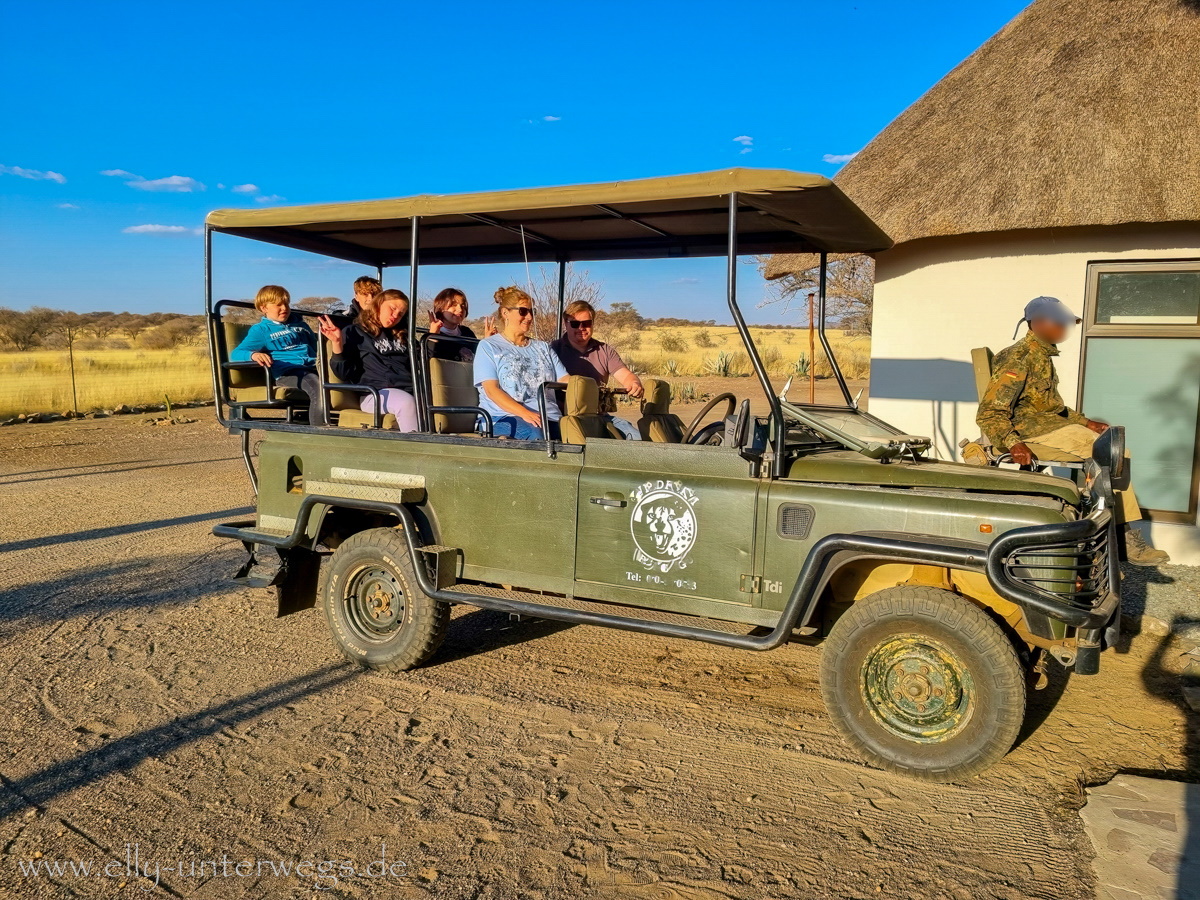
[320, 527, 449, 672]
[819, 586, 1025, 782]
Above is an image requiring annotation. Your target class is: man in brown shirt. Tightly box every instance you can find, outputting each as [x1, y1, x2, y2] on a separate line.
[550, 300, 644, 440]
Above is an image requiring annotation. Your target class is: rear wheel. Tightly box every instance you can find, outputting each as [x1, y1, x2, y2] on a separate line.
[820, 586, 1025, 782]
[320, 527, 448, 671]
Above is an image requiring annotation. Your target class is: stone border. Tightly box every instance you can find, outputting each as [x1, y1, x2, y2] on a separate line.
[0, 399, 215, 426]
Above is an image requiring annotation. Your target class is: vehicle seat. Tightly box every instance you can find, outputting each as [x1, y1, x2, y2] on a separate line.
[321, 337, 397, 429]
[559, 376, 624, 444]
[221, 320, 308, 404]
[429, 357, 479, 434]
[971, 347, 995, 402]
[638, 378, 685, 443]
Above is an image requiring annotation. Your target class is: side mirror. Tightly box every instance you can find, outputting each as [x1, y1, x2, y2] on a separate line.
[1091, 425, 1125, 480]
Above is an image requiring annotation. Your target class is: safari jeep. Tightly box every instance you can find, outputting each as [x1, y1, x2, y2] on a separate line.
[205, 170, 1122, 782]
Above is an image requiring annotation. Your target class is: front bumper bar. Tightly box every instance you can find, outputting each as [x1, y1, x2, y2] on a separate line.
[984, 507, 1120, 632]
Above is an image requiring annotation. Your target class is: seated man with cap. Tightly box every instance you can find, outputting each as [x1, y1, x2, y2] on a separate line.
[976, 295, 1169, 566]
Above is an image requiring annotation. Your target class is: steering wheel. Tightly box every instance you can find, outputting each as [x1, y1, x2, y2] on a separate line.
[682, 392, 737, 444]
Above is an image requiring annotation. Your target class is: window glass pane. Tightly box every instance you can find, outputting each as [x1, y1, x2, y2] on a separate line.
[1081, 338, 1200, 514]
[1095, 271, 1200, 325]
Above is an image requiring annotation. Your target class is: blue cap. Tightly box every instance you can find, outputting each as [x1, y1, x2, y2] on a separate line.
[1014, 295, 1081, 338]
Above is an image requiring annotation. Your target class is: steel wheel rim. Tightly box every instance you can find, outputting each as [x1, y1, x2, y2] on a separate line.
[343, 565, 405, 643]
[860, 633, 974, 743]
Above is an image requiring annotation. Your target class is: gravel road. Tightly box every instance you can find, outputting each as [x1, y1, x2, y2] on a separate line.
[0, 416, 1196, 899]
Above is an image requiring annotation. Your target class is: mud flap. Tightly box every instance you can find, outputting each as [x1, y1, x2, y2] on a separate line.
[232, 543, 321, 617]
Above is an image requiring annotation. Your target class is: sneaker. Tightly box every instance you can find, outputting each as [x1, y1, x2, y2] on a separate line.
[1124, 528, 1170, 566]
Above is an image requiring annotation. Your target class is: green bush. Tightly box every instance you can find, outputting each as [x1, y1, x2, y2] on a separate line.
[657, 330, 688, 353]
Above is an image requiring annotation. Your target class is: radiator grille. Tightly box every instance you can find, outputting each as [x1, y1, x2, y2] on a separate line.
[777, 504, 815, 540]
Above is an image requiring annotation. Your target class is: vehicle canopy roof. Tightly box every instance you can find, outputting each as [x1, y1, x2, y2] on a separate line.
[205, 168, 892, 267]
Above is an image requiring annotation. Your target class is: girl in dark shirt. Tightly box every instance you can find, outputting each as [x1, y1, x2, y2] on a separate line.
[319, 289, 418, 431]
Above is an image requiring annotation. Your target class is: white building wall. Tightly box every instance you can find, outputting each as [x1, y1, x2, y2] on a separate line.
[868, 225, 1200, 564]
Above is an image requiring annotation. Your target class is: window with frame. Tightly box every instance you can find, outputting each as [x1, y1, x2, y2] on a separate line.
[1079, 261, 1200, 523]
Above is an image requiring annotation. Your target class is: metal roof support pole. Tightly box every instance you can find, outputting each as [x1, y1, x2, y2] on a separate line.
[409, 216, 429, 431]
[204, 225, 225, 424]
[377, 264, 384, 286]
[816, 252, 854, 406]
[726, 193, 786, 477]
[555, 259, 567, 341]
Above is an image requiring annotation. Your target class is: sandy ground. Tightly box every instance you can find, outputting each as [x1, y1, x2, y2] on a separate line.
[0, 415, 1197, 900]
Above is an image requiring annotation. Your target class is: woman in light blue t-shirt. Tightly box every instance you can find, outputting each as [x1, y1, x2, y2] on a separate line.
[473, 286, 568, 440]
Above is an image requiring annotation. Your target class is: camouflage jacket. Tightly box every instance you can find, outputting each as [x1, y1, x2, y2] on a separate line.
[976, 331, 1088, 449]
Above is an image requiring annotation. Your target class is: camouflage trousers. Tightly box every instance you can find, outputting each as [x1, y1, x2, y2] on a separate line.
[1024, 424, 1141, 523]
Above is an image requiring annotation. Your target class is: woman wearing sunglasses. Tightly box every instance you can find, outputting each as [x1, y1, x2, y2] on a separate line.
[473, 286, 568, 440]
[550, 299, 644, 440]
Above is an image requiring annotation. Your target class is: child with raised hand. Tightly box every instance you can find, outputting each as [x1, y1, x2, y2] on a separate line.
[428, 287, 478, 361]
[230, 285, 326, 425]
[319, 289, 418, 432]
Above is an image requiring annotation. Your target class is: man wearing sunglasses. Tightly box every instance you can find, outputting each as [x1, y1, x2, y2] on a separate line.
[550, 300, 644, 441]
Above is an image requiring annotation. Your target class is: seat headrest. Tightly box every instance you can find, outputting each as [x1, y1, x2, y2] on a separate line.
[641, 378, 672, 415]
[565, 376, 600, 417]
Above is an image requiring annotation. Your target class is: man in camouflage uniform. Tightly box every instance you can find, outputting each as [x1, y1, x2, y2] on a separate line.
[977, 296, 1169, 566]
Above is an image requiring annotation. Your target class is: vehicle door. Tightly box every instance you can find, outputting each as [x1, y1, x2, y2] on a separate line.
[573, 439, 761, 606]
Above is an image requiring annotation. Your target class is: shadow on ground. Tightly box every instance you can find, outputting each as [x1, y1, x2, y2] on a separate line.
[1132, 618, 1200, 899]
[429, 607, 576, 667]
[0, 664, 357, 819]
[0, 545, 244, 629]
[0, 506, 252, 553]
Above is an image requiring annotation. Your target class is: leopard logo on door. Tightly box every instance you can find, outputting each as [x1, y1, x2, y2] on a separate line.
[630, 480, 699, 573]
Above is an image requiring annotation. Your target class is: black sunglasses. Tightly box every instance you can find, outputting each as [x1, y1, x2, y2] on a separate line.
[567, 319, 594, 329]
[506, 306, 534, 317]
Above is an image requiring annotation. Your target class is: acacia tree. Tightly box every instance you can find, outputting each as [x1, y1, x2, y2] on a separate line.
[756, 254, 876, 334]
[119, 313, 149, 342]
[0, 306, 57, 351]
[511, 264, 603, 339]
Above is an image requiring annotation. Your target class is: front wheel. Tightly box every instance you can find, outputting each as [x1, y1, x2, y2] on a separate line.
[820, 586, 1025, 782]
[320, 527, 448, 671]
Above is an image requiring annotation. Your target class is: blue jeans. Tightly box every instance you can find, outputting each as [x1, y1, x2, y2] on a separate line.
[492, 416, 560, 441]
[607, 415, 642, 440]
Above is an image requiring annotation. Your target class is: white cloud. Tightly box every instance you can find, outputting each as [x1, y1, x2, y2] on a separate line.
[122, 224, 192, 234]
[101, 169, 205, 191]
[217, 182, 226, 189]
[231, 183, 258, 194]
[543, 115, 561, 122]
[1, 164, 66, 184]
[57, 202, 79, 209]
[733, 136, 753, 155]
[132, 175, 205, 192]
[254, 194, 284, 204]
[822, 152, 859, 164]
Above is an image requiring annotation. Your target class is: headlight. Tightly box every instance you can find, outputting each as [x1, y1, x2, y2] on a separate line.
[1091, 426, 1125, 480]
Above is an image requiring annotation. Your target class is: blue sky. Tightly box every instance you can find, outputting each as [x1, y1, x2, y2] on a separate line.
[0, 0, 1029, 324]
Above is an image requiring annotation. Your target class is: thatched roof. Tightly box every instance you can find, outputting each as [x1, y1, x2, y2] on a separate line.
[766, 0, 1200, 278]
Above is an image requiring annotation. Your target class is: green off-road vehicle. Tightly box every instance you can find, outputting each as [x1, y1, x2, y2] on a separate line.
[206, 170, 1123, 782]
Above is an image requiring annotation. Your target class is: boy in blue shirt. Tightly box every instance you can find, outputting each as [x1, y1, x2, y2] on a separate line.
[230, 285, 325, 424]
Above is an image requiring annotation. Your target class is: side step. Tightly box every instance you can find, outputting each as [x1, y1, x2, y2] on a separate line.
[450, 583, 776, 638]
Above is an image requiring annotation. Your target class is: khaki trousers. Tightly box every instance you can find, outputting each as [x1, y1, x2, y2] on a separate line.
[1023, 424, 1141, 523]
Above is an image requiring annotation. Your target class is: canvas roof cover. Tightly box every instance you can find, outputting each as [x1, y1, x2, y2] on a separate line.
[205, 168, 892, 266]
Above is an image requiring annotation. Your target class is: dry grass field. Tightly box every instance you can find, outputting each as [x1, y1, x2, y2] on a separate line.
[0, 325, 870, 420]
[0, 347, 213, 419]
[614, 324, 870, 381]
